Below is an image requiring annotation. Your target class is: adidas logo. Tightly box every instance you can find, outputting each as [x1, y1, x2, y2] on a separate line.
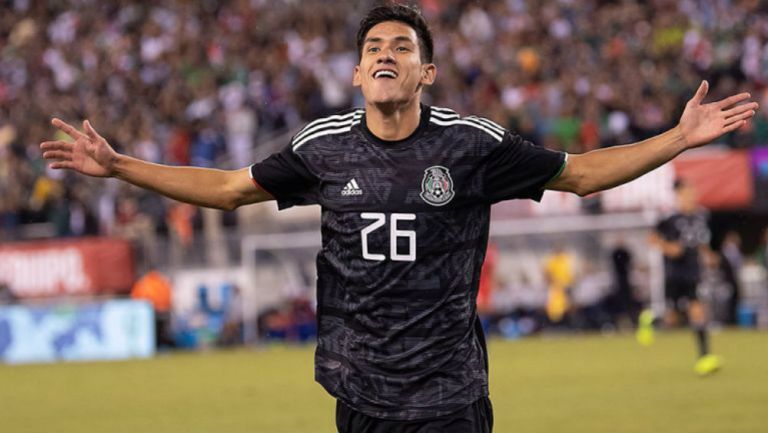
[341, 178, 363, 196]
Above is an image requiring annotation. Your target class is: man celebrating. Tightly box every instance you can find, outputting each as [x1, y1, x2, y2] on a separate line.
[40, 4, 757, 432]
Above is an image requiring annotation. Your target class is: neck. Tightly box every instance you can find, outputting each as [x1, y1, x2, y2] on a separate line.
[365, 99, 421, 141]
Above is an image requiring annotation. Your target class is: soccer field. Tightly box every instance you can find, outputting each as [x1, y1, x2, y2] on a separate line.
[1, 330, 766, 433]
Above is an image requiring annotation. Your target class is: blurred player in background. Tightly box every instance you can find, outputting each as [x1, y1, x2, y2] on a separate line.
[649, 179, 721, 376]
[40, 4, 757, 432]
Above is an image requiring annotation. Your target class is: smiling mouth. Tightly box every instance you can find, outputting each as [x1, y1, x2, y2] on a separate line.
[373, 70, 398, 79]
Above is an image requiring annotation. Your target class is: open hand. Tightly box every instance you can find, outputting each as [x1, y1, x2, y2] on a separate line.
[40, 118, 118, 178]
[679, 80, 759, 149]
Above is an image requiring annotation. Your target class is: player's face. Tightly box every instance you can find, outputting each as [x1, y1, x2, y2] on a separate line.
[676, 184, 698, 213]
[353, 21, 436, 107]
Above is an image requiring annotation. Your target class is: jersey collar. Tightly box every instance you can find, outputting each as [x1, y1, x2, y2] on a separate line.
[359, 104, 431, 149]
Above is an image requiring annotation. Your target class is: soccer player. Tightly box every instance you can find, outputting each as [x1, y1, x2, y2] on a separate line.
[40, 4, 757, 432]
[650, 179, 721, 375]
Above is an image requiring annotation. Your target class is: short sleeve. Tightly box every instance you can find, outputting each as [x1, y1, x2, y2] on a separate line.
[655, 217, 669, 238]
[249, 145, 319, 210]
[655, 216, 676, 241]
[483, 131, 567, 203]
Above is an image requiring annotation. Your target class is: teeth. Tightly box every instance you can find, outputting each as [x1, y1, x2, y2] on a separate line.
[374, 70, 397, 79]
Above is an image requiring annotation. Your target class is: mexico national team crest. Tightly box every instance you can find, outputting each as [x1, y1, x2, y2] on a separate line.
[420, 166, 455, 206]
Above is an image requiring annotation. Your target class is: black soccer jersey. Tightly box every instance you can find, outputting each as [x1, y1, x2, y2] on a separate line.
[656, 211, 711, 283]
[250, 104, 566, 420]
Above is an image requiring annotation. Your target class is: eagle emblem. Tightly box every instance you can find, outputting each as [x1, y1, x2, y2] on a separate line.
[420, 166, 455, 206]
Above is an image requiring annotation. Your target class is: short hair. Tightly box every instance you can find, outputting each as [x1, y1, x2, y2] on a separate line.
[356, 4, 434, 64]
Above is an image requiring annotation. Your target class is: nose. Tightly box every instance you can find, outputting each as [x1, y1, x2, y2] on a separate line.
[376, 49, 396, 64]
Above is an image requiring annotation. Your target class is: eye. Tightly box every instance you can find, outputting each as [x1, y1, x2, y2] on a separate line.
[397, 46, 410, 52]
[367, 46, 380, 53]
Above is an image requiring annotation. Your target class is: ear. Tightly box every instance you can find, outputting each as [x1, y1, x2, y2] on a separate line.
[421, 63, 437, 86]
[353, 64, 362, 87]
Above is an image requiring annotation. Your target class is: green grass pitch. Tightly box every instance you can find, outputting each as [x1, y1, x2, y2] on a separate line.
[1, 329, 766, 433]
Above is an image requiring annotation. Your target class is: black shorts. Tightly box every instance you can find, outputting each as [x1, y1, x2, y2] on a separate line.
[665, 278, 698, 304]
[336, 397, 493, 433]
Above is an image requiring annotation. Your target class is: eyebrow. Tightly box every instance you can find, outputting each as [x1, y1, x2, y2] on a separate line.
[364, 36, 416, 44]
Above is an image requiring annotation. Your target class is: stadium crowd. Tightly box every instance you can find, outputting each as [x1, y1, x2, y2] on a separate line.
[1, 0, 767, 242]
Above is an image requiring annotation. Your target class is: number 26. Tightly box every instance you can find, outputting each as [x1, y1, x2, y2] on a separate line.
[360, 213, 416, 262]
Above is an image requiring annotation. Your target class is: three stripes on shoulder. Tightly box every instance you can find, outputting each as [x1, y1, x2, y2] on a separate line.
[291, 106, 506, 151]
[292, 110, 365, 151]
[429, 106, 506, 142]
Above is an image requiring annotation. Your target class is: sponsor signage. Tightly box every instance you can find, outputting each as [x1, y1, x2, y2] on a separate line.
[0, 238, 134, 298]
[0, 300, 155, 364]
[672, 148, 754, 210]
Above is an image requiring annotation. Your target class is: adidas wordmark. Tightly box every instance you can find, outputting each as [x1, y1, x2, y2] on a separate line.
[342, 179, 363, 196]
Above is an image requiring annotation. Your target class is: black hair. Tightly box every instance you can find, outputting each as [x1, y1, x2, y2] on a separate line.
[356, 4, 434, 63]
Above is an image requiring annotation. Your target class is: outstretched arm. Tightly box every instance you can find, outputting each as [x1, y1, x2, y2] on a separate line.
[40, 119, 272, 210]
[547, 81, 758, 196]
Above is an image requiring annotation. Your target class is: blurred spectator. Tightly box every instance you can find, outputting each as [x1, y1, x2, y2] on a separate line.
[720, 230, 743, 325]
[759, 227, 768, 272]
[131, 269, 175, 349]
[609, 237, 640, 326]
[166, 201, 196, 267]
[258, 296, 317, 343]
[571, 261, 613, 330]
[113, 195, 158, 270]
[66, 185, 99, 237]
[490, 274, 548, 337]
[543, 244, 574, 325]
[1, 1, 766, 245]
[217, 284, 244, 347]
[477, 243, 498, 317]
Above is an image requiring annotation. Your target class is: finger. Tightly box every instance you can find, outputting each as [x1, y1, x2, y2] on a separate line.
[722, 120, 746, 133]
[51, 118, 85, 140]
[724, 110, 756, 127]
[49, 161, 77, 170]
[722, 102, 759, 118]
[42, 150, 73, 161]
[691, 80, 708, 105]
[83, 119, 102, 141]
[715, 92, 752, 110]
[40, 140, 73, 151]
